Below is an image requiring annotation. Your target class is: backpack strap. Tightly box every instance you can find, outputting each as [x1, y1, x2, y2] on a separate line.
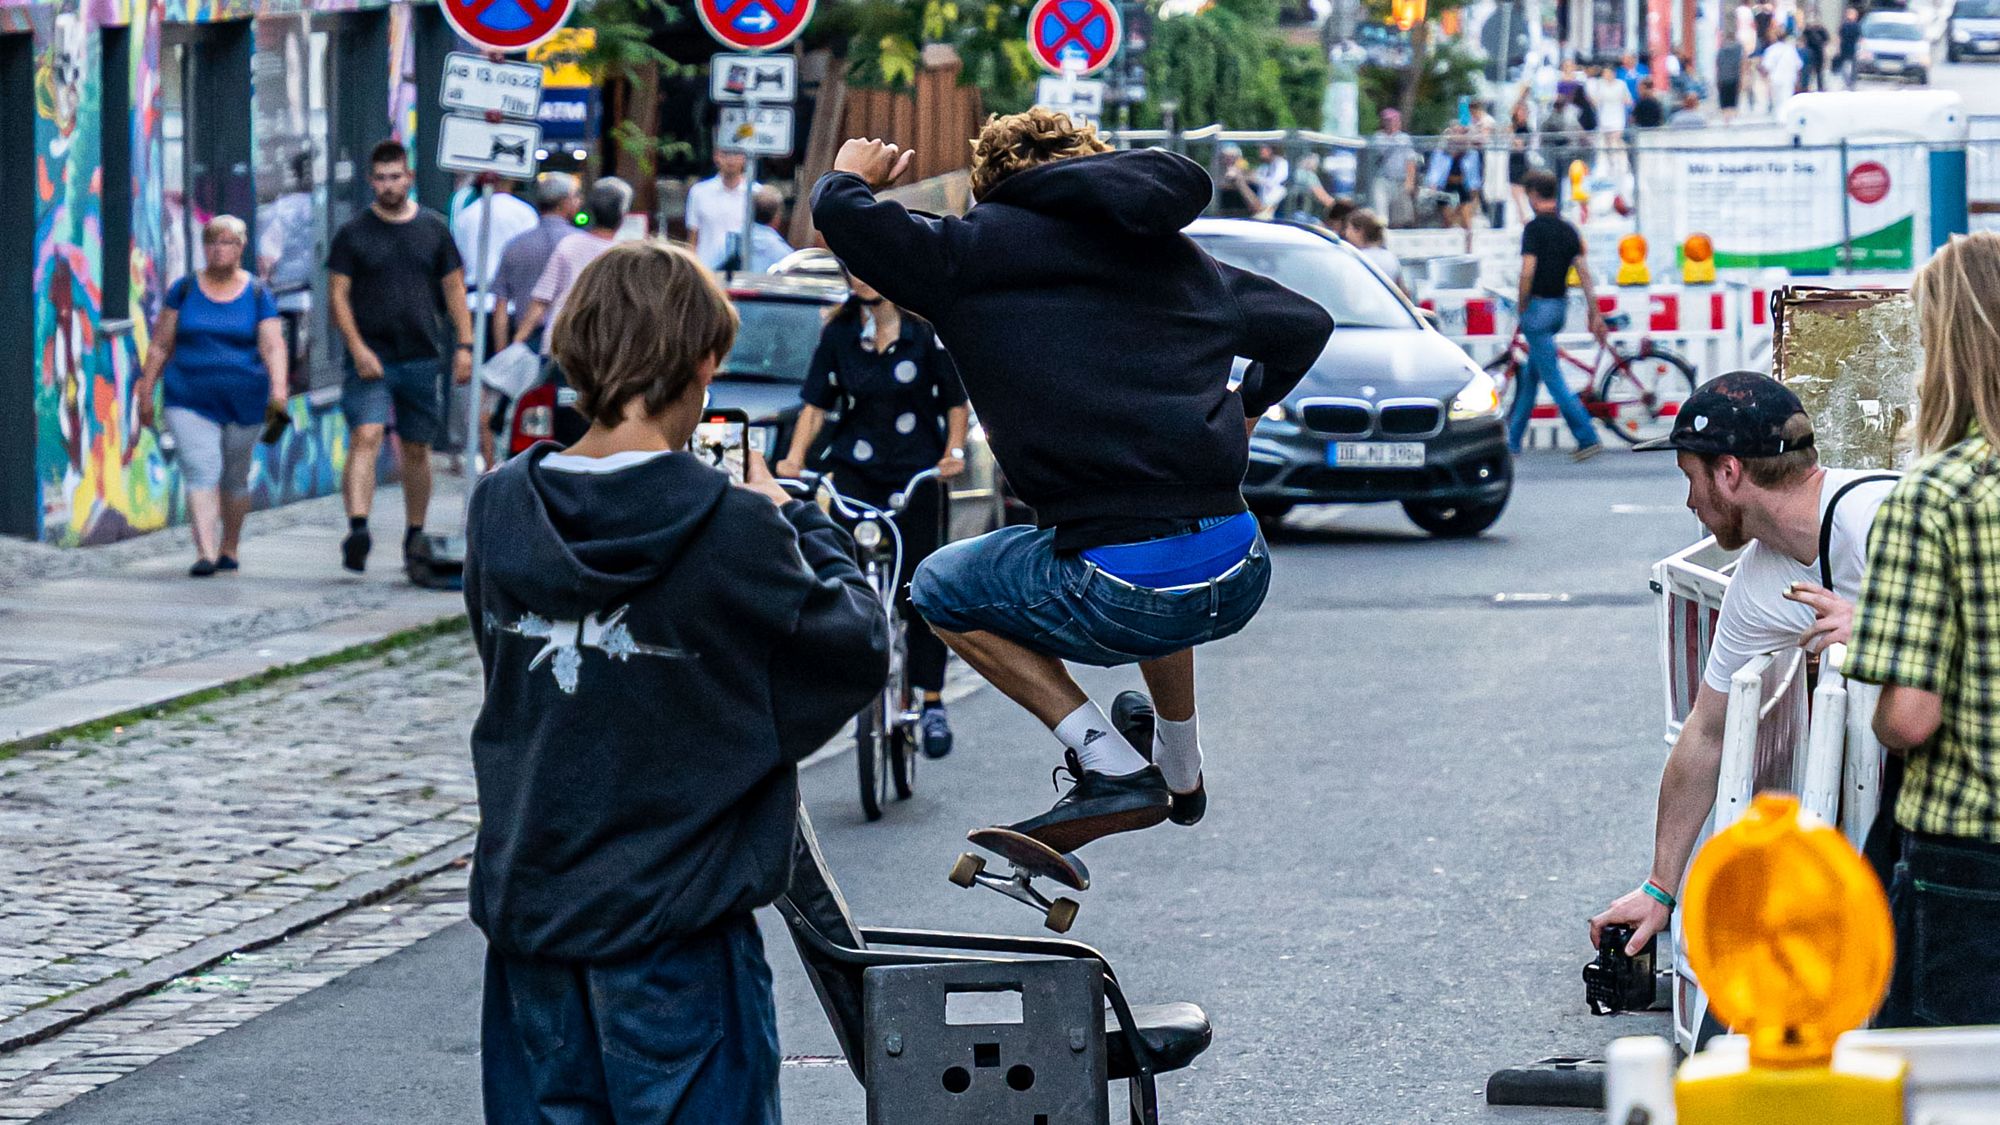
[1819, 473, 1900, 591]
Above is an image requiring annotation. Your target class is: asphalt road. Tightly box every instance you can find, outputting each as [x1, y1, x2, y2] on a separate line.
[43, 451, 1704, 1124]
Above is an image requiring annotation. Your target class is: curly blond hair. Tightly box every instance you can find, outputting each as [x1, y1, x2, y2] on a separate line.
[968, 107, 1112, 200]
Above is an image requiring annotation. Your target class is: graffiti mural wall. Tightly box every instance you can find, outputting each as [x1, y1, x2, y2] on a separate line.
[6, 0, 428, 544]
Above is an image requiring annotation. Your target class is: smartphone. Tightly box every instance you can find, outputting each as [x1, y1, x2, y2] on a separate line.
[691, 408, 751, 483]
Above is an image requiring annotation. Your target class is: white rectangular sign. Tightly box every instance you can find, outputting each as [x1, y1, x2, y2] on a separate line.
[440, 53, 544, 119]
[717, 105, 795, 157]
[1037, 76, 1104, 117]
[710, 53, 797, 103]
[437, 114, 542, 177]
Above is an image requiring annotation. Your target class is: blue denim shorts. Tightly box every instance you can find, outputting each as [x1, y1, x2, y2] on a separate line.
[911, 524, 1272, 667]
[342, 356, 445, 446]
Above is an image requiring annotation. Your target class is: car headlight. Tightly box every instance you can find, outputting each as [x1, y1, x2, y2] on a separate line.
[853, 520, 884, 549]
[1952, 26, 1970, 41]
[1450, 370, 1501, 420]
[1262, 403, 1288, 423]
[1858, 46, 1875, 61]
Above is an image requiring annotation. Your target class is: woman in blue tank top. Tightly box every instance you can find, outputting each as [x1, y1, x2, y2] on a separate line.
[135, 216, 288, 576]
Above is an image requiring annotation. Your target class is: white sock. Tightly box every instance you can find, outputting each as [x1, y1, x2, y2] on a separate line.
[1054, 701, 1149, 776]
[1153, 712, 1203, 794]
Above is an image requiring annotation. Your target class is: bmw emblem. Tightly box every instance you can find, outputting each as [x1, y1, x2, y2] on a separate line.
[1362, 385, 1377, 397]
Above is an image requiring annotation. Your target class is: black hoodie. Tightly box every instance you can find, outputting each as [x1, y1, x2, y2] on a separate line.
[463, 446, 888, 962]
[811, 149, 1335, 548]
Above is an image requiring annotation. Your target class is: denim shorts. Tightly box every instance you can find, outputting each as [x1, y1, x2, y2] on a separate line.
[342, 356, 445, 447]
[911, 524, 1271, 667]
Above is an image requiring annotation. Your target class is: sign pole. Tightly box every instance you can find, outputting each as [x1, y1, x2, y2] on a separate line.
[739, 88, 760, 276]
[468, 177, 496, 476]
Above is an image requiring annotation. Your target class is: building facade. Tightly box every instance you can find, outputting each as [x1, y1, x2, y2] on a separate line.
[0, 0, 471, 545]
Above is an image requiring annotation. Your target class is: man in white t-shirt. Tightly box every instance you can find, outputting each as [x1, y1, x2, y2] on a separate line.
[452, 180, 539, 314]
[685, 150, 758, 269]
[1589, 373, 1896, 957]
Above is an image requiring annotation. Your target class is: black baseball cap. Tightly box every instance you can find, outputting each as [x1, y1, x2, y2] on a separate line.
[1633, 371, 1816, 458]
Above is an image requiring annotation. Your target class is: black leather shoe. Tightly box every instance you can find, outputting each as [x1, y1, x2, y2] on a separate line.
[1007, 750, 1170, 854]
[1115, 690, 1207, 827]
[341, 528, 371, 574]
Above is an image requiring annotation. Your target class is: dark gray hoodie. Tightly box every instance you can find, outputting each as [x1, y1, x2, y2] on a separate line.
[463, 445, 887, 961]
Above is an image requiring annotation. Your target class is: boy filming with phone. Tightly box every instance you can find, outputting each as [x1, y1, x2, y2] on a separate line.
[463, 241, 887, 1124]
[811, 111, 1334, 852]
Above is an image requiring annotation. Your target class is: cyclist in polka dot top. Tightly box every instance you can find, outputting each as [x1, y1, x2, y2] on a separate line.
[778, 266, 970, 758]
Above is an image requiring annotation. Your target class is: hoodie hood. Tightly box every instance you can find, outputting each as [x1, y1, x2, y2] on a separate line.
[474, 445, 729, 620]
[979, 148, 1212, 237]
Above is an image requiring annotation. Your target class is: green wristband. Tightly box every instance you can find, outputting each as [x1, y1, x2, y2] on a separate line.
[1641, 880, 1676, 910]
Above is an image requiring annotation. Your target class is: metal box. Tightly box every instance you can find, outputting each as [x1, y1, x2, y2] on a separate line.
[862, 958, 1107, 1125]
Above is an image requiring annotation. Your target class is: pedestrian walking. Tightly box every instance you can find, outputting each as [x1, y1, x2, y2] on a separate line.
[812, 110, 1333, 849]
[1845, 232, 2000, 1029]
[1761, 30, 1805, 118]
[1506, 96, 1535, 223]
[685, 150, 758, 270]
[465, 240, 888, 1124]
[744, 186, 794, 272]
[1715, 35, 1746, 121]
[775, 265, 970, 758]
[327, 139, 474, 574]
[489, 173, 580, 356]
[1837, 6, 1863, 88]
[135, 215, 289, 577]
[1250, 143, 1291, 218]
[1590, 373, 1894, 958]
[509, 178, 633, 358]
[1511, 170, 1608, 460]
[453, 178, 537, 315]
[1802, 11, 1832, 89]
[1366, 108, 1420, 228]
[1423, 125, 1485, 252]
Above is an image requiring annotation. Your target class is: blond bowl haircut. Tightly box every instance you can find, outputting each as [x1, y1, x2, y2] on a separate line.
[202, 214, 248, 245]
[551, 241, 740, 430]
[1914, 231, 2000, 455]
[968, 107, 1113, 201]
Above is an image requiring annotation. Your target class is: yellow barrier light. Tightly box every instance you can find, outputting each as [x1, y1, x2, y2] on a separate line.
[1617, 234, 1650, 286]
[1674, 793, 1902, 1124]
[1390, 0, 1425, 31]
[1683, 232, 1717, 284]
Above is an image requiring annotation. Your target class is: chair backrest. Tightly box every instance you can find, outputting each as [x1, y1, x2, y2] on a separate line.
[775, 803, 870, 1082]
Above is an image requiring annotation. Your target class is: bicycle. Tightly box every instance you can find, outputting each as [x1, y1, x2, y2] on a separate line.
[788, 467, 942, 822]
[1481, 297, 1700, 445]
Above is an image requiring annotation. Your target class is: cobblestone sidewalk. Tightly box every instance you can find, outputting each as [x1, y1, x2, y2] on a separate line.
[0, 864, 471, 1122]
[0, 632, 481, 1045]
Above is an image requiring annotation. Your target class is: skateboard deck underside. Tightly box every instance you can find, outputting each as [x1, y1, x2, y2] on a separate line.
[968, 827, 1090, 891]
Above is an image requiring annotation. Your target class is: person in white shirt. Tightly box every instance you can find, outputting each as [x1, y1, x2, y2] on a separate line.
[1250, 144, 1291, 217]
[1761, 29, 1805, 118]
[1589, 66, 1634, 174]
[1589, 373, 1896, 958]
[452, 180, 539, 315]
[685, 150, 758, 269]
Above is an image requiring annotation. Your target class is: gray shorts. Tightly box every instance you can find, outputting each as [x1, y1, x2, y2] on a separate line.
[342, 356, 445, 447]
[163, 406, 260, 496]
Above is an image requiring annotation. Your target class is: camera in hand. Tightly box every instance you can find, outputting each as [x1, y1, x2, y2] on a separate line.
[1583, 924, 1661, 1015]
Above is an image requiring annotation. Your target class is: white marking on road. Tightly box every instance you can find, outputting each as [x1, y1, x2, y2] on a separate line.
[1492, 592, 1572, 604]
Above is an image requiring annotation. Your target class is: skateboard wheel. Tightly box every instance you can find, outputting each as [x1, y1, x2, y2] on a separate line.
[949, 853, 985, 888]
[1044, 897, 1080, 934]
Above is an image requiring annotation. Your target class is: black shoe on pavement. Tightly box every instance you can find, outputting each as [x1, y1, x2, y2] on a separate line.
[189, 559, 218, 578]
[215, 555, 239, 572]
[1007, 749, 1170, 855]
[341, 528, 371, 573]
[919, 704, 954, 759]
[1114, 689, 1207, 827]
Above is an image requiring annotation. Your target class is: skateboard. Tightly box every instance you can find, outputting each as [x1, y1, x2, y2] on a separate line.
[949, 827, 1090, 933]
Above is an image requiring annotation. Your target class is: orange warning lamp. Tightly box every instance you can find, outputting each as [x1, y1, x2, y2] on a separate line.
[1616, 234, 1650, 286]
[1390, 0, 1425, 31]
[1683, 233, 1717, 285]
[1568, 159, 1588, 202]
[1674, 794, 1903, 1123]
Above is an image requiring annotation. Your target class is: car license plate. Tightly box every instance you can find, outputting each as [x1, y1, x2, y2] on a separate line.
[1331, 442, 1424, 467]
[1878, 58, 1903, 70]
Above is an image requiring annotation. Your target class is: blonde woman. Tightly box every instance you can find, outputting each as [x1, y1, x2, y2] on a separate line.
[136, 216, 288, 576]
[1844, 231, 2000, 1028]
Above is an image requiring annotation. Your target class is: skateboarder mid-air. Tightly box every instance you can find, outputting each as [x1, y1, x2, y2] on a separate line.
[812, 109, 1334, 854]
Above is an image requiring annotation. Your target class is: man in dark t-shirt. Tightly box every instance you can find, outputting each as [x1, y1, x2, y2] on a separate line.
[1511, 170, 1608, 461]
[327, 139, 473, 574]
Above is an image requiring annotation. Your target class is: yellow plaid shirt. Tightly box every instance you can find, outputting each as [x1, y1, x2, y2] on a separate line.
[1846, 428, 2000, 842]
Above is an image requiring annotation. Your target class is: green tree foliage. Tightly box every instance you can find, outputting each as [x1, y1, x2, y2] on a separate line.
[1139, 0, 1326, 129]
[1355, 38, 1485, 135]
[821, 0, 1041, 112]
